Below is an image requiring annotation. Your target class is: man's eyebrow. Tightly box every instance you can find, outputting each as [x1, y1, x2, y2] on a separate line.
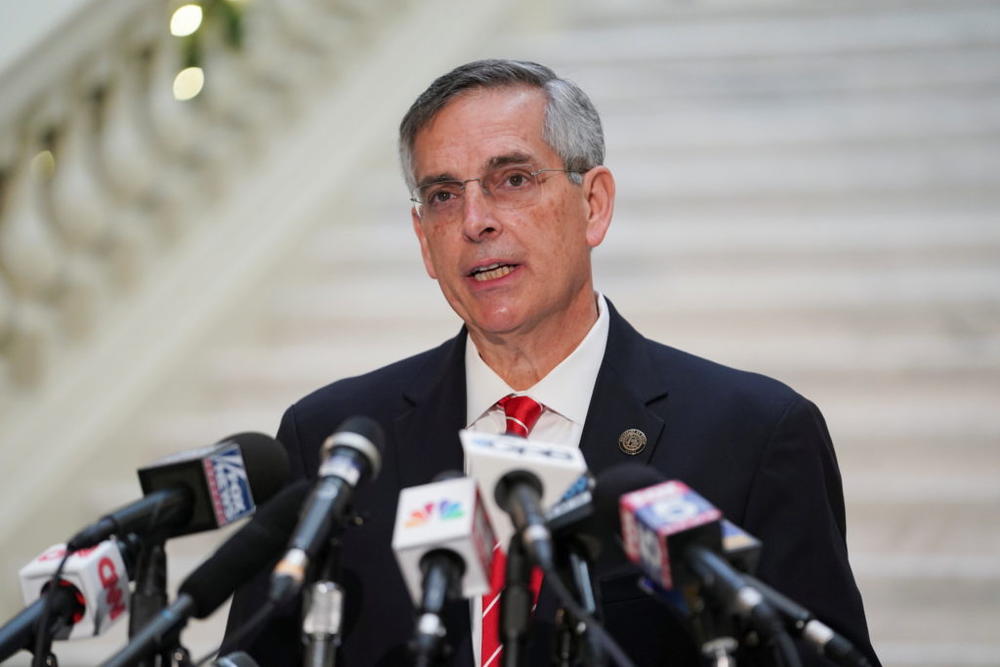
[414, 152, 535, 189]
[486, 152, 534, 170]
[415, 172, 460, 189]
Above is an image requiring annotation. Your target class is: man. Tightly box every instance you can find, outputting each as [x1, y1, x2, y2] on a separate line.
[227, 60, 879, 666]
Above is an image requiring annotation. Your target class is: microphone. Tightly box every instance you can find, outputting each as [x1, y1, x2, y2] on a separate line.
[270, 416, 385, 604]
[617, 479, 789, 645]
[0, 538, 136, 661]
[101, 480, 311, 667]
[391, 471, 497, 665]
[741, 575, 871, 667]
[547, 463, 669, 565]
[459, 429, 586, 563]
[494, 469, 555, 569]
[69, 432, 290, 550]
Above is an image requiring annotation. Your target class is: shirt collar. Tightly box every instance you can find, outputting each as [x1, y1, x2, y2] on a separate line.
[465, 293, 610, 426]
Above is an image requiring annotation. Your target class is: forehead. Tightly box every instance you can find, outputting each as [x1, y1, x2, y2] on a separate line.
[411, 86, 557, 179]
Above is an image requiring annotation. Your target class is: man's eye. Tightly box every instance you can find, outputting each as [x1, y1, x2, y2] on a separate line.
[425, 185, 461, 206]
[502, 171, 532, 189]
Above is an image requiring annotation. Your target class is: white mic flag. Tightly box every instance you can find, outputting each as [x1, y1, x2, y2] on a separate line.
[459, 429, 587, 548]
[392, 476, 496, 601]
[19, 541, 130, 639]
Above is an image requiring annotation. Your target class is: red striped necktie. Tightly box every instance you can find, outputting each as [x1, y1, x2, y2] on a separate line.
[481, 395, 544, 667]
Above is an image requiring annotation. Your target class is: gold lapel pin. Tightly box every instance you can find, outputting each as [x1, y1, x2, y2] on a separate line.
[618, 428, 647, 456]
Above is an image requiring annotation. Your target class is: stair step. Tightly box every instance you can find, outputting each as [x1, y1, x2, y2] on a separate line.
[578, 48, 1000, 108]
[605, 91, 1000, 151]
[565, 0, 999, 26]
[847, 496, 999, 556]
[614, 139, 1000, 199]
[508, 4, 1000, 63]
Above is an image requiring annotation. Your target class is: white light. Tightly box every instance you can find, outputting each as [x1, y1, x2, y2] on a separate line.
[30, 150, 56, 178]
[170, 4, 203, 37]
[173, 67, 205, 100]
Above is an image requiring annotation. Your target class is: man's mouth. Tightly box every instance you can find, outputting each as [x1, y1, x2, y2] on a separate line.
[469, 262, 517, 282]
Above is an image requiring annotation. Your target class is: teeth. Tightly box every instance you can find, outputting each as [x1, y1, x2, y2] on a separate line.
[476, 262, 503, 272]
[472, 265, 514, 281]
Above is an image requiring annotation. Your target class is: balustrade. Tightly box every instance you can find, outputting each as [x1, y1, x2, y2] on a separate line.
[0, 0, 393, 394]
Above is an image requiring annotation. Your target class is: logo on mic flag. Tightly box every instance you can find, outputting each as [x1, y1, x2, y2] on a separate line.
[405, 499, 466, 527]
[203, 444, 254, 525]
[393, 477, 496, 600]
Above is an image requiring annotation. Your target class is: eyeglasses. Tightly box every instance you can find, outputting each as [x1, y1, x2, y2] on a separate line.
[410, 167, 582, 221]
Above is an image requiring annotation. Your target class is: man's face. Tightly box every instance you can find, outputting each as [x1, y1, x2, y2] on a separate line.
[410, 86, 613, 341]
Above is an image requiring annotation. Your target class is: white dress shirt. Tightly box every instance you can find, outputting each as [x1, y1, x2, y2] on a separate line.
[464, 293, 610, 665]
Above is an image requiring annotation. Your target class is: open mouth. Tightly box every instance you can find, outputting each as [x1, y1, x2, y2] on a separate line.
[469, 262, 517, 282]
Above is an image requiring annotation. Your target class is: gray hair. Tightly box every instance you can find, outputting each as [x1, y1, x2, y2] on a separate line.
[398, 59, 604, 192]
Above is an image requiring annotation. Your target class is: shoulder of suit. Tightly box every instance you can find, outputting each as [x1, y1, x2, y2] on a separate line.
[641, 336, 806, 411]
[286, 334, 458, 421]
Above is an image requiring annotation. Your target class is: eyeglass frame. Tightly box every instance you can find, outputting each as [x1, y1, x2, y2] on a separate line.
[409, 167, 586, 217]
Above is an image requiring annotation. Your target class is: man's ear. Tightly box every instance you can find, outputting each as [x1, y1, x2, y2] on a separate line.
[412, 209, 438, 280]
[582, 166, 615, 248]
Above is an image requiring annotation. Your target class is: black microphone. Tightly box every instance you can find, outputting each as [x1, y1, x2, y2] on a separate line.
[100, 480, 311, 667]
[0, 585, 82, 662]
[612, 474, 780, 630]
[69, 433, 290, 550]
[493, 469, 555, 570]
[547, 463, 669, 566]
[742, 574, 871, 667]
[269, 416, 385, 604]
[614, 473, 802, 666]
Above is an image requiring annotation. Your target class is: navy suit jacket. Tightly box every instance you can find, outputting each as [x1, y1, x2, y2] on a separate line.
[226, 302, 878, 666]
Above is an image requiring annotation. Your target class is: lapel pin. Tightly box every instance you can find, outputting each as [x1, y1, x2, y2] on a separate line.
[618, 428, 647, 456]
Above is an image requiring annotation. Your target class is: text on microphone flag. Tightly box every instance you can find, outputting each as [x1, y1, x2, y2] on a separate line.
[202, 444, 254, 526]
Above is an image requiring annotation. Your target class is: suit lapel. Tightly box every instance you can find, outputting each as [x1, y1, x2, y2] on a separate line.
[579, 302, 670, 475]
[393, 329, 469, 489]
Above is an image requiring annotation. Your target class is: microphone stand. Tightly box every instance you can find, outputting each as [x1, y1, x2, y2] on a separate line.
[129, 532, 192, 667]
[302, 534, 345, 667]
[501, 534, 532, 667]
[551, 541, 602, 667]
[684, 589, 738, 667]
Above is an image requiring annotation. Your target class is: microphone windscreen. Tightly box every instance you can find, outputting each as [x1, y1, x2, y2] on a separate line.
[335, 416, 386, 450]
[220, 432, 291, 505]
[180, 480, 311, 618]
[322, 416, 386, 478]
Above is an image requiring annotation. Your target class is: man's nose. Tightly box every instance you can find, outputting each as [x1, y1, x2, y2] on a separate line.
[460, 180, 500, 241]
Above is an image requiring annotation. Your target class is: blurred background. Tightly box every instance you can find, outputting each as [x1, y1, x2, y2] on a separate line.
[1, 0, 998, 665]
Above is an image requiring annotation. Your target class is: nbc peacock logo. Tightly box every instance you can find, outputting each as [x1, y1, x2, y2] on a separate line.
[405, 498, 465, 527]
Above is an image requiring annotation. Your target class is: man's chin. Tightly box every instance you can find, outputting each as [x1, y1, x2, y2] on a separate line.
[463, 308, 529, 340]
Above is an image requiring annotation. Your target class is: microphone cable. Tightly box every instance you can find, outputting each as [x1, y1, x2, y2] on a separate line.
[31, 550, 72, 667]
[538, 561, 637, 667]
